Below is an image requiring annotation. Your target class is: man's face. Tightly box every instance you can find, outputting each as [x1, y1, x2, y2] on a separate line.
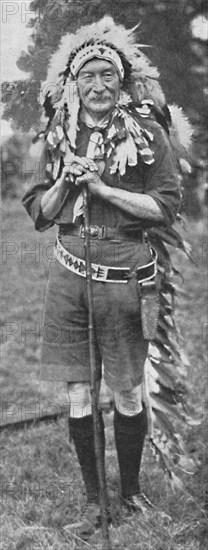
[76, 58, 121, 118]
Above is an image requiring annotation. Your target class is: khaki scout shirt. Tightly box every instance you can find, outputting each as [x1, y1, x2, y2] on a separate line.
[22, 115, 181, 235]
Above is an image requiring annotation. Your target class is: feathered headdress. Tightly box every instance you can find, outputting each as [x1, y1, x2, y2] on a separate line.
[41, 16, 160, 104]
[38, 16, 192, 175]
[37, 17, 198, 489]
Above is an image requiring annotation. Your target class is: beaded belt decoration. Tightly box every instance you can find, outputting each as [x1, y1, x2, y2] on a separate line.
[54, 237, 157, 284]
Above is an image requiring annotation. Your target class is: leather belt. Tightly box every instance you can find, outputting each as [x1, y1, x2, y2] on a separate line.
[54, 236, 157, 284]
[59, 224, 143, 241]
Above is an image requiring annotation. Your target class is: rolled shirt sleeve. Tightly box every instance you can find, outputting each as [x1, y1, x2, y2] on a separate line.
[22, 141, 56, 232]
[143, 124, 182, 226]
[22, 139, 70, 232]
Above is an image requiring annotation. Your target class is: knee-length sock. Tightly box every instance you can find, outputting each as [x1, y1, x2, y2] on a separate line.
[114, 406, 148, 499]
[68, 412, 105, 503]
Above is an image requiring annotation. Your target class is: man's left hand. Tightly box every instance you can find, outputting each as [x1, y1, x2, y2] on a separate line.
[75, 171, 107, 197]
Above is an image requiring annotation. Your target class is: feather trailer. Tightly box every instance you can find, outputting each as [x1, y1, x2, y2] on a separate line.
[142, 218, 201, 489]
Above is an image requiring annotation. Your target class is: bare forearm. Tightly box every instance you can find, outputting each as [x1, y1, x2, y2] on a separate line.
[41, 177, 70, 219]
[41, 157, 98, 219]
[100, 185, 165, 221]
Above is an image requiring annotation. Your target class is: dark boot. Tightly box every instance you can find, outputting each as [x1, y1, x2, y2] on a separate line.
[114, 406, 148, 507]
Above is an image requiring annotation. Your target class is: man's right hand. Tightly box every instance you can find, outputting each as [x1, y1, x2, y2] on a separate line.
[62, 156, 98, 183]
[41, 157, 99, 220]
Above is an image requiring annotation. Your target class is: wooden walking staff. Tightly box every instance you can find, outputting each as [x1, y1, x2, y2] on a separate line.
[82, 183, 112, 550]
[79, 133, 112, 549]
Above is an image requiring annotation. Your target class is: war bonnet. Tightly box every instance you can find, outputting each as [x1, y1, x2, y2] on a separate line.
[41, 16, 165, 108]
[39, 16, 192, 172]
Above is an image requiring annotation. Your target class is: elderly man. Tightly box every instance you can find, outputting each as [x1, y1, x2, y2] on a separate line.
[23, 17, 181, 536]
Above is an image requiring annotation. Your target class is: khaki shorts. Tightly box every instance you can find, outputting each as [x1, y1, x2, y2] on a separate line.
[40, 237, 150, 391]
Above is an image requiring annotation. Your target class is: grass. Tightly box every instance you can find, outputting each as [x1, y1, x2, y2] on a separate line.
[1, 198, 208, 549]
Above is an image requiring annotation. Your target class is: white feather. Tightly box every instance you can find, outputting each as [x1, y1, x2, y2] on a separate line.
[169, 104, 193, 151]
[41, 16, 160, 102]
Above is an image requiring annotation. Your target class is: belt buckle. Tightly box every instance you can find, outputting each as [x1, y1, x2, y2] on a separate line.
[90, 225, 100, 238]
[80, 225, 101, 238]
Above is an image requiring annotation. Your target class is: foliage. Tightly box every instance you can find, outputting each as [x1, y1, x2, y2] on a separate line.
[1, 0, 207, 215]
[1, 0, 206, 131]
[1, 133, 33, 198]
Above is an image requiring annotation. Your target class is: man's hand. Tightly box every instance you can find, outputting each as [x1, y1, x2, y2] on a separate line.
[75, 170, 107, 197]
[41, 157, 99, 219]
[76, 170, 165, 221]
[62, 156, 98, 183]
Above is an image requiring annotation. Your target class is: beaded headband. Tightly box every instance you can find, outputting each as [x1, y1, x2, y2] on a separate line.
[40, 16, 192, 161]
[70, 43, 125, 80]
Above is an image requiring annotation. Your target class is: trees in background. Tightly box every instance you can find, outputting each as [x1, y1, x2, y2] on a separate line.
[1, 0, 207, 214]
[1, 133, 34, 198]
[2, 0, 207, 131]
